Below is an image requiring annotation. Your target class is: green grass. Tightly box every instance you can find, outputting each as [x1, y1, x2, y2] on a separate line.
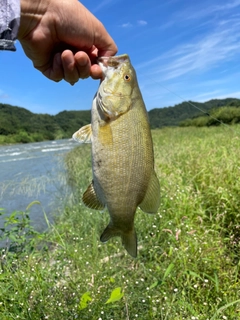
[0, 125, 239, 319]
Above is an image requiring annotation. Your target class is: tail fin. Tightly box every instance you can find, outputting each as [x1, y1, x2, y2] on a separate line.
[121, 229, 137, 258]
[100, 224, 137, 258]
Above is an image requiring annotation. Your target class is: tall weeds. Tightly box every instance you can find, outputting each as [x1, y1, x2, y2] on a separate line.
[0, 125, 239, 319]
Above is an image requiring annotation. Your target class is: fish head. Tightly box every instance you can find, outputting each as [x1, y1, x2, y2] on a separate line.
[97, 54, 136, 119]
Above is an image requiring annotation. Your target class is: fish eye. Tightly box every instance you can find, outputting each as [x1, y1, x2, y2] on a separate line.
[124, 74, 131, 82]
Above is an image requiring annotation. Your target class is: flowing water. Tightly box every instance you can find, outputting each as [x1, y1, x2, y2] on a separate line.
[0, 139, 77, 232]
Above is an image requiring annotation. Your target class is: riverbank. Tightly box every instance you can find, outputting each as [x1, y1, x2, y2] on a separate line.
[0, 133, 66, 145]
[0, 126, 239, 319]
[0, 139, 77, 232]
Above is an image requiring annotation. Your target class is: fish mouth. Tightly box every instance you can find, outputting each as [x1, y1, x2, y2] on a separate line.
[97, 54, 129, 68]
[98, 54, 130, 81]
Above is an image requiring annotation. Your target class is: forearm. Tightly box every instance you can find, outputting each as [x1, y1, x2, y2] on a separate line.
[0, 0, 20, 50]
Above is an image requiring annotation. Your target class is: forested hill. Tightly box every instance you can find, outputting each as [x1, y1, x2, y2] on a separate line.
[0, 103, 91, 143]
[0, 97, 240, 143]
[149, 98, 240, 128]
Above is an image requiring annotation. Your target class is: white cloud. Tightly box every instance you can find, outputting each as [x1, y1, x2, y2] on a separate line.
[92, 0, 121, 13]
[121, 22, 132, 28]
[175, 0, 240, 22]
[193, 90, 222, 101]
[211, 0, 240, 12]
[137, 20, 147, 26]
[140, 18, 240, 82]
[209, 91, 240, 100]
[120, 21, 148, 28]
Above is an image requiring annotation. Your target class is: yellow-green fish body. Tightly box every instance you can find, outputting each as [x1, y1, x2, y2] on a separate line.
[73, 54, 160, 257]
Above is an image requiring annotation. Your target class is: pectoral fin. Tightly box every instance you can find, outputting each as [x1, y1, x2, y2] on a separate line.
[72, 124, 92, 143]
[100, 224, 137, 258]
[139, 170, 160, 214]
[82, 182, 105, 210]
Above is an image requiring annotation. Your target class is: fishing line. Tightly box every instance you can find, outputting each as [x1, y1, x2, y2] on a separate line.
[139, 71, 240, 135]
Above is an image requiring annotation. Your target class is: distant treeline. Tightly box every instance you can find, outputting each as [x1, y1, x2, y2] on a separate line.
[180, 104, 240, 127]
[149, 98, 240, 128]
[0, 104, 91, 144]
[0, 97, 240, 144]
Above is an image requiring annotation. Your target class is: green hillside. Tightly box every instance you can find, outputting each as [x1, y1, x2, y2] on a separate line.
[149, 98, 240, 128]
[54, 110, 91, 137]
[180, 101, 240, 127]
[0, 103, 91, 144]
[0, 97, 239, 144]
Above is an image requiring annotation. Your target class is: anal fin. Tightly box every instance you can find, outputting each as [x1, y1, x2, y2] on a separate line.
[82, 182, 105, 210]
[72, 124, 92, 143]
[139, 170, 160, 214]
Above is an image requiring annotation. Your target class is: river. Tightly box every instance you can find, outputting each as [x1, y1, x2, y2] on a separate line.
[0, 139, 77, 232]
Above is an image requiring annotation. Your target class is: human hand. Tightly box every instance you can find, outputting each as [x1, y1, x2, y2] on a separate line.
[18, 0, 117, 84]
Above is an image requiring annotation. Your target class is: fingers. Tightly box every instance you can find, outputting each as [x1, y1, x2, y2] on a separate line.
[74, 51, 92, 80]
[61, 50, 80, 84]
[42, 52, 63, 82]
[42, 50, 93, 84]
[59, 50, 102, 82]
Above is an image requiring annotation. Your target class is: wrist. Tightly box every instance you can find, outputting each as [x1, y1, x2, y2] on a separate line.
[18, 0, 50, 40]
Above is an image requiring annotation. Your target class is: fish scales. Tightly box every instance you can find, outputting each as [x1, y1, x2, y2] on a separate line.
[73, 54, 160, 257]
[92, 103, 152, 215]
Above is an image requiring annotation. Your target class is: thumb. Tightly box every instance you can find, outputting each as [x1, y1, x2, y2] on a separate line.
[91, 21, 118, 57]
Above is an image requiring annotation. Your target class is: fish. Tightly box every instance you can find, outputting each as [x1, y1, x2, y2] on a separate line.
[72, 54, 160, 257]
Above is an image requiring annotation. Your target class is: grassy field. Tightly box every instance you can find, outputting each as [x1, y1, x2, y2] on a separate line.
[0, 125, 239, 319]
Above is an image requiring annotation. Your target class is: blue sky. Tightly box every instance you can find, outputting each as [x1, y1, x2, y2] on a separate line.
[1, 0, 240, 114]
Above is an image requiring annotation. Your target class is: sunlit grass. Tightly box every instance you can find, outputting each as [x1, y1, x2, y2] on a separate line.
[0, 125, 239, 319]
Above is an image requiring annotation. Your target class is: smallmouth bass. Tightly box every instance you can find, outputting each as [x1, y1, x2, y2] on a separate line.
[73, 54, 160, 257]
